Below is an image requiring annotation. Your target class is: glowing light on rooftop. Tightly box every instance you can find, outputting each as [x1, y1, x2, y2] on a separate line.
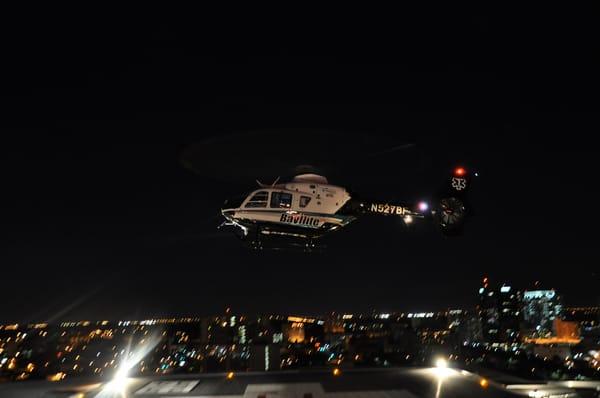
[96, 334, 161, 397]
[435, 358, 448, 369]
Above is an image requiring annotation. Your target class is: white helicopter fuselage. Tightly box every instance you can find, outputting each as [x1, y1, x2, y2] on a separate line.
[221, 174, 356, 239]
[220, 167, 471, 247]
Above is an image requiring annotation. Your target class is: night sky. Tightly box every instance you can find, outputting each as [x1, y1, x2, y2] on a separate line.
[1, 15, 598, 323]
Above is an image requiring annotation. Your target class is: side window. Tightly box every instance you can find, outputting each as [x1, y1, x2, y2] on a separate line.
[245, 191, 269, 208]
[270, 192, 292, 208]
[299, 196, 311, 208]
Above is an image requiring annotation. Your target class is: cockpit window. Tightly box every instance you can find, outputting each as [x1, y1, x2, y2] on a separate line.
[299, 196, 311, 208]
[270, 192, 292, 208]
[245, 191, 269, 208]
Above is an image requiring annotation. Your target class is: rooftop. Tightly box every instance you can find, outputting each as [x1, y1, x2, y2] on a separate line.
[2, 367, 596, 398]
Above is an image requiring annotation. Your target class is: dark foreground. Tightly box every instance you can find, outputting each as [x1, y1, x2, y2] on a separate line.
[2, 367, 600, 398]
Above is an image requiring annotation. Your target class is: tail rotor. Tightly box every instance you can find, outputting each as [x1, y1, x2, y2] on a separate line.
[433, 166, 472, 234]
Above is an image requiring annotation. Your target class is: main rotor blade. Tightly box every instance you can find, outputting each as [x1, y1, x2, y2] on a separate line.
[180, 129, 415, 184]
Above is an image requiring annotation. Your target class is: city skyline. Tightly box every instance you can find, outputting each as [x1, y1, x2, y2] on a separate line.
[1, 289, 597, 326]
[2, 270, 599, 394]
[2, 296, 599, 382]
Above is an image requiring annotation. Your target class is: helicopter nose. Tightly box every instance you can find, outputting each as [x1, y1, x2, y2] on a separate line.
[221, 205, 236, 221]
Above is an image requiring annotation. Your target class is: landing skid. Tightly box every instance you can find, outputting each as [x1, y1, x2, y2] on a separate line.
[247, 237, 326, 253]
[222, 222, 327, 252]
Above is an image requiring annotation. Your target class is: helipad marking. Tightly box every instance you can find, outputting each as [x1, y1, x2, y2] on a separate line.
[165, 396, 241, 398]
[134, 380, 199, 395]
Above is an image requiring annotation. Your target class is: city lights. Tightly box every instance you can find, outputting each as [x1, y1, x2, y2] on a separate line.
[97, 334, 161, 397]
[429, 357, 457, 379]
[103, 366, 130, 396]
[1, 300, 600, 390]
[47, 372, 66, 382]
[435, 358, 448, 369]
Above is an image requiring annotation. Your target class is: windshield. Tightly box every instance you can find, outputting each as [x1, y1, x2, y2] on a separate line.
[1, 13, 598, 398]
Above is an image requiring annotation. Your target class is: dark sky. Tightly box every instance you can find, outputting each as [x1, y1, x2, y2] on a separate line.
[1, 14, 598, 322]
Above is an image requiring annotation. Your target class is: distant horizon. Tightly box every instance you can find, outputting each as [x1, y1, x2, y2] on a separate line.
[2, 302, 599, 326]
[4, 277, 598, 325]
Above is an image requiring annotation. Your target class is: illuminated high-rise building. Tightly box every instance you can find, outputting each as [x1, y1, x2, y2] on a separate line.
[497, 285, 522, 343]
[478, 278, 498, 342]
[249, 344, 280, 371]
[522, 289, 562, 337]
[238, 325, 247, 345]
[478, 278, 522, 344]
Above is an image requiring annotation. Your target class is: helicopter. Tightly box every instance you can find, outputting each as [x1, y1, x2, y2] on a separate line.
[219, 166, 471, 250]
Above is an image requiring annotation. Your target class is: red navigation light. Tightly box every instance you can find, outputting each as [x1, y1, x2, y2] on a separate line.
[454, 167, 466, 177]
